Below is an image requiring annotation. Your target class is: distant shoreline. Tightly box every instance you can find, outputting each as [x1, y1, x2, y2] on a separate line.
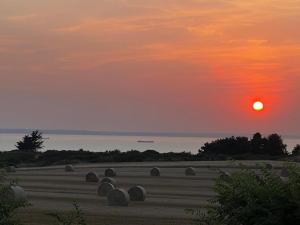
[0, 128, 299, 139]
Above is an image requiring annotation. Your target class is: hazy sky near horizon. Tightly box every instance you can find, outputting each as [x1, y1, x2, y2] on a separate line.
[0, 0, 300, 135]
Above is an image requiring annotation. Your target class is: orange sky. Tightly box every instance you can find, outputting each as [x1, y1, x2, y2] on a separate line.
[0, 0, 299, 135]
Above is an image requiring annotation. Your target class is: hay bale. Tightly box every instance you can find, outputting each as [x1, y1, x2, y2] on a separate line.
[185, 167, 196, 176]
[107, 188, 130, 206]
[128, 186, 146, 201]
[281, 167, 289, 177]
[100, 177, 117, 186]
[150, 167, 160, 176]
[65, 164, 74, 172]
[8, 186, 27, 202]
[97, 182, 115, 196]
[105, 168, 117, 177]
[6, 166, 16, 173]
[85, 171, 99, 182]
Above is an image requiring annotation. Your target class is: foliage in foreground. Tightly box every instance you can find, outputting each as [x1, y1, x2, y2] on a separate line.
[0, 174, 29, 225]
[187, 164, 300, 225]
[1, 173, 87, 225]
[47, 202, 87, 225]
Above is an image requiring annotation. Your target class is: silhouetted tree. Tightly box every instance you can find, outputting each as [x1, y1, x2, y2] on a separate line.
[200, 133, 287, 157]
[200, 136, 250, 155]
[292, 145, 300, 156]
[15, 130, 44, 152]
[142, 150, 160, 161]
[265, 133, 287, 156]
[251, 132, 266, 154]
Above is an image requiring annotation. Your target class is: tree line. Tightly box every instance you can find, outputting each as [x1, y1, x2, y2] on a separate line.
[199, 132, 294, 156]
[0, 130, 299, 167]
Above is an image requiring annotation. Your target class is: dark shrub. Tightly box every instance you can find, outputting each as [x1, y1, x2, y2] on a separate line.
[192, 164, 300, 225]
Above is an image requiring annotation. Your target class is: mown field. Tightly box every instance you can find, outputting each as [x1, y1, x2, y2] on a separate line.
[8, 161, 287, 225]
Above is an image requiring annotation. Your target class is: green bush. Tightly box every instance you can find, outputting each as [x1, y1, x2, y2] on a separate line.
[193, 164, 300, 225]
[47, 202, 87, 225]
[0, 173, 29, 225]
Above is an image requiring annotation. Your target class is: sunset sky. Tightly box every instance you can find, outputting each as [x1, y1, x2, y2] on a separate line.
[0, 0, 300, 135]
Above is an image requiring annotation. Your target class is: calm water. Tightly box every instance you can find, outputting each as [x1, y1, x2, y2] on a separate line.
[0, 133, 299, 154]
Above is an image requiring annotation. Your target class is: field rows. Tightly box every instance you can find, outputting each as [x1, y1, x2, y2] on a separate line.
[7, 161, 286, 225]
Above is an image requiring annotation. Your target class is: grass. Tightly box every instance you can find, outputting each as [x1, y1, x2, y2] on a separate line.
[19, 210, 195, 225]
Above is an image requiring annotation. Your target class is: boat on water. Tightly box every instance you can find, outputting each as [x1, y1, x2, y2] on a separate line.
[137, 140, 154, 143]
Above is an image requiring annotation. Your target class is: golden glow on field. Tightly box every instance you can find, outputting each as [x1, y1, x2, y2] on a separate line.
[253, 101, 264, 111]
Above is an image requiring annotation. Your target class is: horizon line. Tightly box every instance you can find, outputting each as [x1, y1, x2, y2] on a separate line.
[0, 128, 299, 139]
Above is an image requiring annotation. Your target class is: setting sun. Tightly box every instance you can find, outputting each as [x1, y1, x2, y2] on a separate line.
[253, 101, 264, 111]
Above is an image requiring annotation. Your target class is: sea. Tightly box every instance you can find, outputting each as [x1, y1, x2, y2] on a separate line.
[0, 133, 299, 154]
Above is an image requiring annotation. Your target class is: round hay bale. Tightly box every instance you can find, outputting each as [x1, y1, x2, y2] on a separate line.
[6, 166, 16, 173]
[281, 167, 289, 177]
[128, 185, 146, 201]
[97, 182, 115, 196]
[185, 167, 196, 176]
[100, 177, 117, 186]
[150, 167, 160, 176]
[85, 171, 99, 182]
[8, 186, 27, 202]
[65, 164, 74, 172]
[107, 188, 130, 206]
[105, 168, 117, 177]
